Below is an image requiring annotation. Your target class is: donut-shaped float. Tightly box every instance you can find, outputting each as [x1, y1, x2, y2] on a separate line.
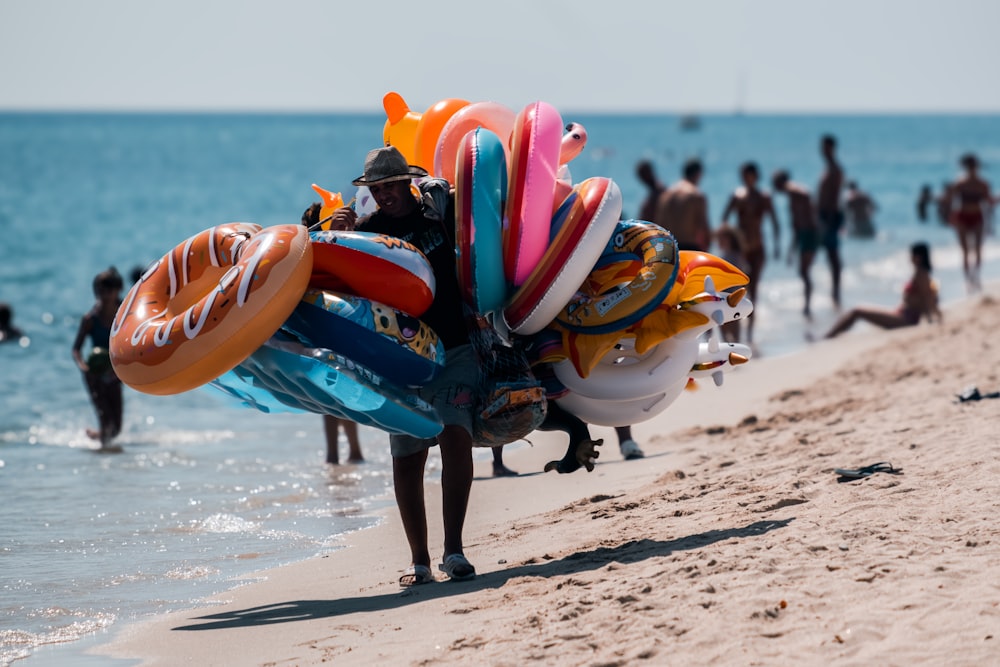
[309, 230, 435, 317]
[210, 332, 443, 438]
[110, 223, 313, 395]
[555, 219, 679, 335]
[504, 101, 564, 287]
[434, 101, 516, 187]
[504, 177, 622, 335]
[455, 127, 507, 314]
[282, 289, 445, 387]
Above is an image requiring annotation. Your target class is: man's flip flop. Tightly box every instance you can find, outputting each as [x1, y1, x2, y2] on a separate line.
[438, 553, 476, 581]
[399, 564, 435, 587]
[834, 462, 900, 480]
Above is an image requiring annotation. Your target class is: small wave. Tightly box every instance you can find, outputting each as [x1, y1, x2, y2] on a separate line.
[189, 513, 259, 534]
[0, 610, 115, 666]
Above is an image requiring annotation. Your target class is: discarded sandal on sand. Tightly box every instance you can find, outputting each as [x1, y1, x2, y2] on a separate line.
[399, 564, 435, 587]
[956, 385, 1000, 403]
[834, 462, 901, 481]
[438, 553, 476, 581]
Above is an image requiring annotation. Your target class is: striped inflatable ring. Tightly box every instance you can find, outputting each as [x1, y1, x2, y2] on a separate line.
[555, 220, 679, 334]
[504, 177, 622, 335]
[504, 100, 564, 287]
[455, 126, 508, 314]
[309, 230, 435, 317]
[434, 101, 516, 187]
[110, 223, 312, 395]
[282, 289, 445, 387]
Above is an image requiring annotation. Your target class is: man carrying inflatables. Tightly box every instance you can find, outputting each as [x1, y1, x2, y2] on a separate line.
[329, 146, 478, 587]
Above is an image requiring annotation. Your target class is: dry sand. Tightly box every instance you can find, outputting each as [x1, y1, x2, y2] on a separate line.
[97, 292, 1000, 666]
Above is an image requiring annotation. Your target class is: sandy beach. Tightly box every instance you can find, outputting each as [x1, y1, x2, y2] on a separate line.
[94, 291, 1000, 667]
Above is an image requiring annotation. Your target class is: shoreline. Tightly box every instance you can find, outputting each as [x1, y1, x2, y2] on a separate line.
[82, 287, 1000, 665]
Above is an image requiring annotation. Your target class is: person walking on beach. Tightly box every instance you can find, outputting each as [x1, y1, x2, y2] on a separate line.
[635, 159, 666, 222]
[654, 158, 711, 251]
[943, 153, 993, 292]
[825, 242, 941, 338]
[71, 267, 125, 450]
[328, 146, 478, 587]
[772, 170, 820, 319]
[817, 134, 845, 308]
[845, 180, 877, 238]
[324, 416, 364, 465]
[719, 161, 779, 342]
[615, 425, 645, 460]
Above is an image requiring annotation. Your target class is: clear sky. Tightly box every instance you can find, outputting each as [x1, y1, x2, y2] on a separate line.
[2, 0, 998, 114]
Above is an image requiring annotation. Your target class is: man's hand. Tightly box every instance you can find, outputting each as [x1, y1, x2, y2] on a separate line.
[328, 206, 357, 231]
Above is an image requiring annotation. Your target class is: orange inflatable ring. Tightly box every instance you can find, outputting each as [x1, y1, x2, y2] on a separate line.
[110, 223, 313, 395]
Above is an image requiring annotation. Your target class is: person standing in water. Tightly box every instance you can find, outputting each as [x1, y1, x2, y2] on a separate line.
[943, 153, 993, 292]
[0, 302, 25, 344]
[719, 161, 780, 342]
[772, 170, 820, 319]
[72, 267, 125, 450]
[654, 158, 711, 251]
[816, 134, 845, 308]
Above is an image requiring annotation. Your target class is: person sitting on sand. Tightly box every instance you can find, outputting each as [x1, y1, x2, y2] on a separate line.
[825, 242, 941, 338]
[72, 267, 125, 449]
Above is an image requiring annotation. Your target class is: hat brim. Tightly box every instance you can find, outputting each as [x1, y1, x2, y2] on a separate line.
[352, 166, 428, 187]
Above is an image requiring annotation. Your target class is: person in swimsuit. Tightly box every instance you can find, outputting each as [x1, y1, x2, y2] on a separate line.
[653, 158, 711, 251]
[720, 162, 780, 341]
[635, 159, 667, 223]
[817, 134, 845, 308]
[72, 267, 125, 449]
[944, 153, 993, 292]
[0, 302, 25, 344]
[772, 169, 820, 319]
[824, 242, 941, 338]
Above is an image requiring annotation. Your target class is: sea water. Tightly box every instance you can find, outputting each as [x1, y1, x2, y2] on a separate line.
[2, 111, 1000, 665]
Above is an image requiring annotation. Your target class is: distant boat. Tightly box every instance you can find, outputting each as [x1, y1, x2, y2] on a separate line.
[679, 114, 701, 131]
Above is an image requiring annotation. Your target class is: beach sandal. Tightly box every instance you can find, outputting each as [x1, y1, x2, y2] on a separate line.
[956, 385, 1000, 403]
[438, 553, 476, 581]
[834, 462, 901, 481]
[619, 439, 645, 461]
[399, 564, 435, 588]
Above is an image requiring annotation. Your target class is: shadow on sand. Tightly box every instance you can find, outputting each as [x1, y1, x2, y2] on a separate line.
[173, 517, 793, 632]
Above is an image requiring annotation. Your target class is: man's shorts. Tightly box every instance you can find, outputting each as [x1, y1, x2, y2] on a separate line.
[818, 210, 844, 252]
[389, 344, 478, 458]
